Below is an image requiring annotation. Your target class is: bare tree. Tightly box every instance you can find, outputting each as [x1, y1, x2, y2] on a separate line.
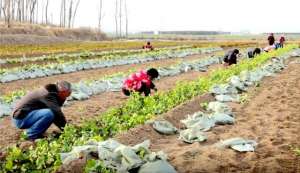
[119, 0, 122, 37]
[16, 0, 23, 22]
[11, 0, 15, 21]
[60, 0, 65, 27]
[115, 0, 119, 37]
[35, 0, 38, 23]
[0, 0, 2, 19]
[68, 0, 73, 28]
[28, 0, 37, 23]
[124, 0, 128, 37]
[45, 0, 49, 24]
[98, 0, 104, 30]
[2, 0, 12, 27]
[71, 0, 80, 27]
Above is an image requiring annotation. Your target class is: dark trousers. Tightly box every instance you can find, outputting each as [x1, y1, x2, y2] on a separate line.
[122, 83, 151, 96]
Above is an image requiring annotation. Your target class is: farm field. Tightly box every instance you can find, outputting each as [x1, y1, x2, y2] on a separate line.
[1, 0, 300, 172]
[0, 41, 299, 173]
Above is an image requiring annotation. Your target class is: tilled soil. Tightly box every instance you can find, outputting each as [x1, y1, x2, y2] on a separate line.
[0, 64, 222, 149]
[116, 60, 300, 173]
[0, 52, 218, 95]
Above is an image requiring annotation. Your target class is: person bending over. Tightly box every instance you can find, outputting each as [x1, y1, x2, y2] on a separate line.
[248, 48, 261, 58]
[223, 49, 240, 66]
[12, 81, 72, 140]
[142, 42, 154, 51]
[122, 68, 159, 96]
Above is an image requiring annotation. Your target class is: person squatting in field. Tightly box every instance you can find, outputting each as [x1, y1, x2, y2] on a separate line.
[223, 49, 240, 66]
[122, 68, 159, 96]
[11, 81, 72, 140]
[247, 48, 261, 58]
[142, 41, 154, 51]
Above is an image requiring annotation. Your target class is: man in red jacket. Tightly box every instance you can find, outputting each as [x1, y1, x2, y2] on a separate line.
[12, 81, 72, 140]
[142, 42, 154, 51]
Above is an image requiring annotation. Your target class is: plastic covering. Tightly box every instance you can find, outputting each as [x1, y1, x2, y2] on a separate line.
[60, 139, 177, 173]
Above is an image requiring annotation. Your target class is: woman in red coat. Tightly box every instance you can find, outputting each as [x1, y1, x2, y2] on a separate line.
[122, 68, 159, 96]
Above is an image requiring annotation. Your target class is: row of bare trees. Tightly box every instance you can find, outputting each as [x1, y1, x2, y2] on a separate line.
[60, 0, 80, 28]
[0, 0, 80, 28]
[0, 0, 129, 37]
[114, 0, 128, 38]
[97, 0, 129, 37]
[0, 0, 49, 27]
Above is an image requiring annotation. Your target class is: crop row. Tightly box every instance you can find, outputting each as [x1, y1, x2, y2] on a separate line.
[0, 45, 193, 65]
[0, 53, 225, 118]
[0, 45, 296, 172]
[0, 47, 222, 83]
[0, 41, 256, 58]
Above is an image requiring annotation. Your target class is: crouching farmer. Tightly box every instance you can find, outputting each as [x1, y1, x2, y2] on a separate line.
[12, 81, 72, 140]
[223, 49, 240, 66]
[122, 68, 159, 96]
[247, 48, 261, 58]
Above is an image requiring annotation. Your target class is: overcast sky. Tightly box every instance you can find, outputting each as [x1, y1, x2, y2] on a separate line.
[47, 0, 300, 33]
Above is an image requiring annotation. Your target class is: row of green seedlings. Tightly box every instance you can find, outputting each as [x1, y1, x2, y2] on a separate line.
[0, 45, 296, 172]
[0, 45, 194, 65]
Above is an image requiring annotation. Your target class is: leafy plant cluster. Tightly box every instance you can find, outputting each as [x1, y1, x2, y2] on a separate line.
[0, 45, 296, 172]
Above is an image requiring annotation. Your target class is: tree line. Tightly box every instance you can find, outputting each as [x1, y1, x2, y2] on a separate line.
[0, 0, 129, 38]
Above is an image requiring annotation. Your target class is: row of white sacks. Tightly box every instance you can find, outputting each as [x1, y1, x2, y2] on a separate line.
[0, 54, 224, 118]
[0, 45, 193, 65]
[0, 47, 222, 83]
[211, 48, 300, 102]
[60, 49, 300, 173]
[150, 48, 300, 154]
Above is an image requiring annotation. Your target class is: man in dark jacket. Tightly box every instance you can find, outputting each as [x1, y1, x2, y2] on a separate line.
[223, 49, 240, 66]
[268, 33, 275, 46]
[12, 81, 72, 140]
[247, 48, 261, 58]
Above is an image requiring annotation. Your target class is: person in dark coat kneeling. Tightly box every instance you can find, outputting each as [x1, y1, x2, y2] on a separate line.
[12, 81, 72, 140]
